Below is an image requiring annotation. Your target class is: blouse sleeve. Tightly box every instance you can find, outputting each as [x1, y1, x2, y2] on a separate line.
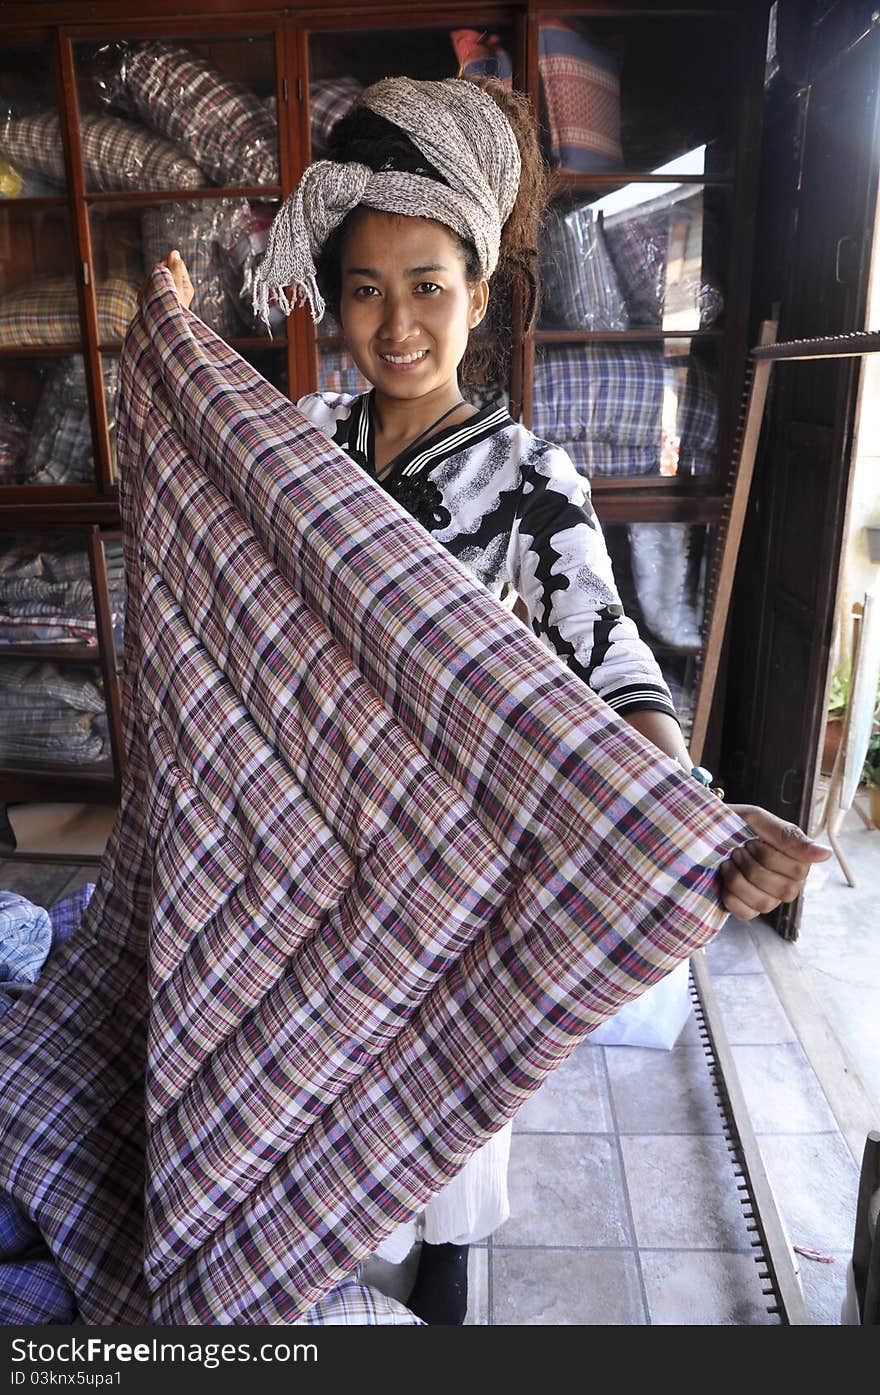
[507, 439, 678, 722]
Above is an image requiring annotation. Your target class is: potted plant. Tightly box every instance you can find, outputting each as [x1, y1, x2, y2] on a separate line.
[864, 730, 880, 829]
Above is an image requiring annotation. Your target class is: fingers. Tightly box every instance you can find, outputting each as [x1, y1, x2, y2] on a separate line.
[722, 842, 808, 912]
[151, 249, 195, 309]
[728, 804, 832, 864]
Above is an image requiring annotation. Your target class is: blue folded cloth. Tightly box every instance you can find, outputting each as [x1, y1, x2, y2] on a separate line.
[0, 890, 52, 1018]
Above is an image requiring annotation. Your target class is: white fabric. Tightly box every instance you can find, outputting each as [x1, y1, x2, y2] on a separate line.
[375, 1121, 513, 1261]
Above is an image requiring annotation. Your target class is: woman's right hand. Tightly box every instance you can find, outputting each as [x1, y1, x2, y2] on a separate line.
[155, 249, 194, 309]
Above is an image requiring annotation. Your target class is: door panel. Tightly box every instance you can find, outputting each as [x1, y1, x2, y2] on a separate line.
[722, 23, 880, 937]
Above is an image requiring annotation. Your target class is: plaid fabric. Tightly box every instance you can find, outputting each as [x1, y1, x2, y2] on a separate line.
[49, 885, 95, 954]
[0, 1259, 78, 1324]
[604, 194, 725, 330]
[0, 279, 136, 349]
[116, 41, 278, 187]
[539, 205, 629, 330]
[0, 1190, 40, 1260]
[309, 78, 363, 158]
[451, 30, 513, 85]
[318, 344, 371, 397]
[0, 111, 204, 192]
[538, 20, 622, 173]
[0, 268, 748, 1325]
[21, 354, 115, 485]
[0, 892, 52, 1019]
[141, 201, 248, 339]
[0, 397, 28, 485]
[533, 345, 717, 477]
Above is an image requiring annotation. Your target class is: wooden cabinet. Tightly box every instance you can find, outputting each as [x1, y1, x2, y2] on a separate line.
[0, 0, 770, 817]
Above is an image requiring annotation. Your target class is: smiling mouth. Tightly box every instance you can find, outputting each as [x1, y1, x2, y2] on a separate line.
[378, 349, 428, 364]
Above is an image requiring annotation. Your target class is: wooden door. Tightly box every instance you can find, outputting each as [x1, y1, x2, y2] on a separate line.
[721, 21, 880, 937]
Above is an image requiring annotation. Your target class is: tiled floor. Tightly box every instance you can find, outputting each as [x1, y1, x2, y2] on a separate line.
[0, 857, 865, 1325]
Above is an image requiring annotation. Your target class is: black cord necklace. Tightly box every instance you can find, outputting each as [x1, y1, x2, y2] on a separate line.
[373, 396, 468, 474]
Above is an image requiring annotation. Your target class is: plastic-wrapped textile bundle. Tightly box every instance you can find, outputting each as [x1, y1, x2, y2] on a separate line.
[92, 41, 278, 187]
[0, 398, 28, 485]
[0, 278, 137, 349]
[0, 540, 95, 645]
[603, 191, 725, 330]
[19, 358, 118, 487]
[627, 522, 707, 652]
[224, 202, 286, 334]
[538, 203, 629, 331]
[103, 539, 126, 648]
[0, 662, 109, 768]
[141, 201, 249, 338]
[0, 109, 205, 192]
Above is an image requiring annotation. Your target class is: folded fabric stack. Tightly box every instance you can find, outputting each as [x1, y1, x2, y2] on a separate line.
[0, 111, 204, 192]
[0, 537, 124, 646]
[0, 277, 137, 349]
[0, 662, 109, 768]
[102, 40, 278, 187]
[305, 77, 364, 158]
[18, 357, 118, 486]
[533, 343, 718, 479]
[603, 192, 725, 330]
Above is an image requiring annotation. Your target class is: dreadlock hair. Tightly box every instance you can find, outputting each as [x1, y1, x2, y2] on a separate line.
[314, 77, 547, 393]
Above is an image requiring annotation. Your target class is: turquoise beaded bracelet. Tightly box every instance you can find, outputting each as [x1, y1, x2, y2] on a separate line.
[691, 765, 725, 800]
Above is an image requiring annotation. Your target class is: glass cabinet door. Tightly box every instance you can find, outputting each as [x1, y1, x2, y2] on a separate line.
[0, 40, 68, 197]
[74, 34, 281, 191]
[602, 520, 715, 739]
[535, 11, 741, 178]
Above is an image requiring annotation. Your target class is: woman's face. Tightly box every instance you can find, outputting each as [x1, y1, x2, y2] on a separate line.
[337, 210, 489, 408]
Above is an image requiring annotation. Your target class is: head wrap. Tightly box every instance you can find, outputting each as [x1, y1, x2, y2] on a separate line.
[253, 76, 521, 326]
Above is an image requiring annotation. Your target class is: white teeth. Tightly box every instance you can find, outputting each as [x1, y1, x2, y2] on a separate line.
[380, 350, 427, 364]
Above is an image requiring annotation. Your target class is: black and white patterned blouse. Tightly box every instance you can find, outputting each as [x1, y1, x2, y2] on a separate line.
[296, 390, 676, 721]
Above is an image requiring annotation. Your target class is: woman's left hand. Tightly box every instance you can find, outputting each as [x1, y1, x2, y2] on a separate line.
[155, 249, 194, 309]
[719, 805, 831, 919]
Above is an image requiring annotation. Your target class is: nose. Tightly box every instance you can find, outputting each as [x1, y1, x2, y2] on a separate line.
[377, 290, 417, 342]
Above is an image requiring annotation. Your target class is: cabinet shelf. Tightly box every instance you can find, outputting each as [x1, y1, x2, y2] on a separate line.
[552, 172, 735, 192]
[0, 0, 768, 813]
[0, 195, 68, 209]
[84, 186, 282, 205]
[0, 643, 104, 663]
[0, 343, 85, 358]
[534, 328, 724, 344]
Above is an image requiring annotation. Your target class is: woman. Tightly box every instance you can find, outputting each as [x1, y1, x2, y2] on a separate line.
[159, 74, 827, 1324]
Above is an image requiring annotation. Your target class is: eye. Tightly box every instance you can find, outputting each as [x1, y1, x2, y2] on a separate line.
[415, 281, 442, 295]
[352, 285, 380, 299]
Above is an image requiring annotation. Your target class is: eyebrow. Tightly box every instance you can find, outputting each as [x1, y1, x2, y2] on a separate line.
[344, 264, 448, 278]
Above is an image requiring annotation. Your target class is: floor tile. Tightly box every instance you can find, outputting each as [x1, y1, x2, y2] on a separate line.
[514, 1042, 613, 1134]
[491, 1248, 645, 1325]
[497, 1134, 631, 1248]
[605, 1046, 723, 1135]
[757, 1134, 859, 1254]
[704, 921, 765, 975]
[466, 1245, 489, 1325]
[732, 1043, 839, 1133]
[640, 1249, 779, 1325]
[711, 972, 797, 1045]
[795, 1251, 849, 1326]
[620, 1134, 754, 1250]
[359, 1244, 420, 1306]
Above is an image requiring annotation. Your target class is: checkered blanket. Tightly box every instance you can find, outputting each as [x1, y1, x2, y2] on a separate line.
[0, 269, 748, 1325]
[0, 111, 204, 192]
